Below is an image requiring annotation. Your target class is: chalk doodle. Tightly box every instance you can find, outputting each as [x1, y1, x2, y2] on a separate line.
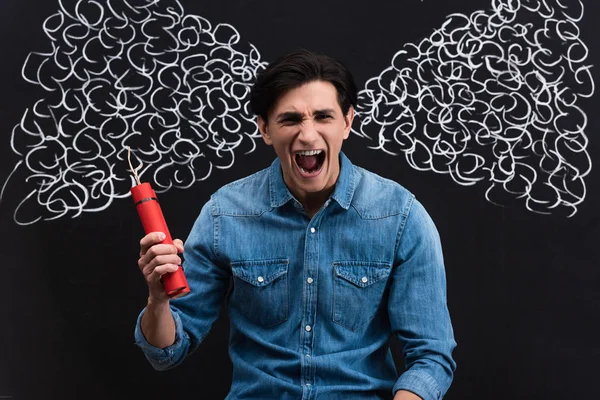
[353, 0, 593, 216]
[3, 0, 594, 223]
[5, 0, 266, 225]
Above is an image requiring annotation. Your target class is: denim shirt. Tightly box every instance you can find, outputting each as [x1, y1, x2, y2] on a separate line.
[134, 152, 457, 400]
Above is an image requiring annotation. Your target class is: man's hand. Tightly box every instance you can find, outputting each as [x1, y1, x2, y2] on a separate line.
[393, 390, 422, 400]
[138, 231, 185, 302]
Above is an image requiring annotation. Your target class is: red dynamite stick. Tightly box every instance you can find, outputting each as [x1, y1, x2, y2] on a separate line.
[131, 182, 190, 299]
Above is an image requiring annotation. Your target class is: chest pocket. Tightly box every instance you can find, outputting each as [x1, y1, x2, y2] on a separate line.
[230, 258, 289, 327]
[333, 261, 392, 331]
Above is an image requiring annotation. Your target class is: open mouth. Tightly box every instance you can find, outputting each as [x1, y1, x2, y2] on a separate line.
[294, 149, 326, 177]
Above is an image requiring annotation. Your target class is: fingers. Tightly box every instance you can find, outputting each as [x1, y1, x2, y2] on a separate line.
[143, 262, 179, 298]
[139, 243, 180, 263]
[139, 233, 185, 256]
[140, 232, 166, 256]
[139, 251, 182, 274]
[137, 233, 185, 292]
[151, 264, 180, 279]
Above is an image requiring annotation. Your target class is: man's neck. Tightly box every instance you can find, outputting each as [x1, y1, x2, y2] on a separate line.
[290, 185, 335, 218]
[303, 192, 331, 218]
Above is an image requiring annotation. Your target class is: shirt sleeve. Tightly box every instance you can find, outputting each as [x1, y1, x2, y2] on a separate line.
[133, 197, 231, 370]
[389, 197, 457, 400]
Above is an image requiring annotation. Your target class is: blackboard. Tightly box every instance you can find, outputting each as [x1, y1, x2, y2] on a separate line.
[1, 0, 599, 399]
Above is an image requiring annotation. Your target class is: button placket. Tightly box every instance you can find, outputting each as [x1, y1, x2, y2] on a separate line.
[302, 217, 324, 390]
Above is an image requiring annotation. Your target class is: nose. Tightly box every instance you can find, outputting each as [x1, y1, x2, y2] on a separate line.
[298, 120, 318, 144]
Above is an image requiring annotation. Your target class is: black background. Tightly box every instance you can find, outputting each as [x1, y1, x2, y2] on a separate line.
[1, 1, 599, 399]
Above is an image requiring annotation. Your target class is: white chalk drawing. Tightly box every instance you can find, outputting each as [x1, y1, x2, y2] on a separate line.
[5, 0, 266, 225]
[353, 0, 593, 216]
[3, 0, 595, 223]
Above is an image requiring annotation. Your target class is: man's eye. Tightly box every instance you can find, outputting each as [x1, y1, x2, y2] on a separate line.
[315, 115, 332, 120]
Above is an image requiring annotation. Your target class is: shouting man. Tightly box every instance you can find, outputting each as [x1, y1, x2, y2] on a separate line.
[134, 49, 457, 400]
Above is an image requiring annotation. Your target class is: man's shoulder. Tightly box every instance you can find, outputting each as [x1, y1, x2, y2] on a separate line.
[209, 166, 272, 216]
[350, 165, 415, 219]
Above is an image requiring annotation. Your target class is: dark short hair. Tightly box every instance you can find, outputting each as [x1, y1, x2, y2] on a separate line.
[250, 48, 358, 121]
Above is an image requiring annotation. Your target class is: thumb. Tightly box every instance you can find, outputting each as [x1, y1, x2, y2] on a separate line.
[173, 238, 184, 253]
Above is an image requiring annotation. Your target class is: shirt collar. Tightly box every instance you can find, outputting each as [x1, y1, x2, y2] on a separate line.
[331, 152, 355, 210]
[269, 157, 294, 208]
[269, 151, 356, 210]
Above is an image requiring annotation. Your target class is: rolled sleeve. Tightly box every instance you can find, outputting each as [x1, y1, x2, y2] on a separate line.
[133, 308, 190, 371]
[390, 198, 457, 400]
[393, 369, 443, 400]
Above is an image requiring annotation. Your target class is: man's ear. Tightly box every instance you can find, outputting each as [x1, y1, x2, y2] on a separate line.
[257, 116, 272, 145]
[342, 105, 355, 140]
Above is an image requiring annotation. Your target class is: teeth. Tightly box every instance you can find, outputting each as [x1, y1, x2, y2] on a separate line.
[297, 150, 323, 156]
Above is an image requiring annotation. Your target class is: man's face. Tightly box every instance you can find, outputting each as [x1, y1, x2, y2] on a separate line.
[258, 80, 354, 202]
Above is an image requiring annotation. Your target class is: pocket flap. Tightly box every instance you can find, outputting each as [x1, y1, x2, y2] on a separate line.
[333, 261, 391, 288]
[231, 258, 289, 287]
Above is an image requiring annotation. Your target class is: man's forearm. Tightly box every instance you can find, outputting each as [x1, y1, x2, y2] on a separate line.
[394, 390, 422, 400]
[140, 297, 176, 348]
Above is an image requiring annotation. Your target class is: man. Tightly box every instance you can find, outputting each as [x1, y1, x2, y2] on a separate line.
[134, 49, 457, 399]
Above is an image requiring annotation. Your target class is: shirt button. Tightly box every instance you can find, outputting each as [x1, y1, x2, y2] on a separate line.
[310, 227, 316, 233]
[307, 277, 313, 284]
[257, 276, 264, 283]
[305, 325, 312, 332]
[361, 277, 368, 283]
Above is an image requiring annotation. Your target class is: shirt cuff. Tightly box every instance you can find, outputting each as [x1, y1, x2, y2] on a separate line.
[393, 369, 443, 400]
[133, 307, 187, 370]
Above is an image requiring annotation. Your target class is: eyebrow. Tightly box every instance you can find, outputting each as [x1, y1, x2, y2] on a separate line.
[275, 109, 336, 123]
